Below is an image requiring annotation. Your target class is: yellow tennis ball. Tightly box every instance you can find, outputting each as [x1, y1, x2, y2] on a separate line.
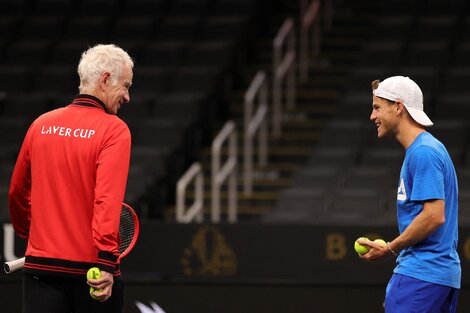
[90, 287, 101, 300]
[87, 267, 101, 280]
[354, 237, 370, 255]
[87, 267, 102, 300]
[374, 239, 387, 246]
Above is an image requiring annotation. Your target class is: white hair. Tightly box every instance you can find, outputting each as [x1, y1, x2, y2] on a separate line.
[77, 44, 134, 92]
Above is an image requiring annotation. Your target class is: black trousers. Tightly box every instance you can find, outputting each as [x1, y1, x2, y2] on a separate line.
[23, 274, 124, 313]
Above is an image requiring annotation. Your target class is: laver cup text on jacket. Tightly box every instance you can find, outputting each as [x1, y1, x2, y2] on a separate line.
[40, 125, 96, 138]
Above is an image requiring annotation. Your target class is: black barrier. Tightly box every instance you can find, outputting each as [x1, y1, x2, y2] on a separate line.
[1, 222, 470, 313]
[2, 222, 470, 285]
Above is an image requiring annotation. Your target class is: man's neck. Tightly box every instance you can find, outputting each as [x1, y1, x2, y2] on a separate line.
[396, 122, 426, 149]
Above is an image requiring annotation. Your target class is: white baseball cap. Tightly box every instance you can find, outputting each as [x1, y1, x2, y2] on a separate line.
[373, 76, 433, 127]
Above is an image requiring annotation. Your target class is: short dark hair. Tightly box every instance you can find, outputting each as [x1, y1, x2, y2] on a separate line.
[371, 79, 380, 90]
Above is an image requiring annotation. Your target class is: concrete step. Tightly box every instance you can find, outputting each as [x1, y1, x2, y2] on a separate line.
[165, 204, 273, 221]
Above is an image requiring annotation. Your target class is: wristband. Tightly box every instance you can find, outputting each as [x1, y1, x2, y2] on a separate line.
[386, 242, 398, 256]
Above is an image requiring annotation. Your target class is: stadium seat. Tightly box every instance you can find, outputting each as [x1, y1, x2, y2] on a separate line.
[457, 15, 470, 42]
[0, 187, 9, 221]
[32, 65, 78, 94]
[307, 147, 358, 168]
[451, 42, 470, 67]
[263, 187, 327, 224]
[430, 119, 467, 150]
[125, 164, 153, 204]
[199, 16, 249, 44]
[360, 148, 404, 169]
[341, 166, 396, 190]
[410, 15, 457, 41]
[2, 93, 51, 118]
[4, 39, 52, 66]
[32, 0, 76, 16]
[151, 93, 204, 123]
[213, 0, 257, 17]
[440, 66, 470, 94]
[75, 0, 120, 17]
[166, 0, 211, 18]
[131, 66, 173, 95]
[112, 16, 157, 42]
[0, 117, 30, 146]
[357, 40, 405, 67]
[0, 17, 19, 46]
[16, 15, 65, 41]
[129, 146, 172, 179]
[65, 16, 112, 42]
[370, 14, 412, 41]
[128, 117, 186, 150]
[0, 65, 33, 93]
[315, 119, 369, 150]
[325, 187, 389, 223]
[458, 189, 470, 224]
[291, 165, 342, 190]
[170, 65, 219, 94]
[155, 16, 202, 42]
[186, 40, 236, 69]
[405, 40, 450, 67]
[348, 66, 396, 90]
[120, 93, 155, 118]
[459, 168, 470, 189]
[0, 0, 26, 17]
[50, 39, 90, 65]
[433, 94, 470, 120]
[0, 163, 14, 190]
[139, 41, 189, 67]
[120, 0, 167, 17]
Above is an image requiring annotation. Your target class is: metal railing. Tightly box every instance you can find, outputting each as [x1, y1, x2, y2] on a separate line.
[176, 162, 204, 223]
[212, 121, 238, 223]
[300, 0, 333, 32]
[299, 0, 321, 82]
[173, 0, 334, 223]
[244, 71, 268, 195]
[273, 18, 296, 137]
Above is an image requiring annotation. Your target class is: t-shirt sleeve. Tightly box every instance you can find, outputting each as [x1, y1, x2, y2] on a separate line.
[408, 145, 445, 201]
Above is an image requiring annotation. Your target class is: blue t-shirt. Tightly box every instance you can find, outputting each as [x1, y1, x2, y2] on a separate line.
[394, 132, 461, 289]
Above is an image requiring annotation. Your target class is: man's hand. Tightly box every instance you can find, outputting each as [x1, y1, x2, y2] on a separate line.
[357, 239, 394, 262]
[87, 270, 114, 302]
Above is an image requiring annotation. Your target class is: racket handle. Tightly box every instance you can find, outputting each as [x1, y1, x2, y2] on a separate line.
[4, 257, 25, 274]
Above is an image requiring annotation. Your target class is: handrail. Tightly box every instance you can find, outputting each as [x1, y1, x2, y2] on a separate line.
[300, 0, 334, 40]
[273, 18, 296, 137]
[300, 0, 321, 82]
[244, 71, 268, 195]
[212, 121, 238, 223]
[176, 162, 204, 223]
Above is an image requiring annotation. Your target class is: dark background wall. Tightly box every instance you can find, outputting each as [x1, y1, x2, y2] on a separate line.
[2, 222, 470, 312]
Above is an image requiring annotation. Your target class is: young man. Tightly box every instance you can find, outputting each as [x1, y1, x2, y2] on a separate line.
[8, 44, 134, 313]
[357, 76, 460, 313]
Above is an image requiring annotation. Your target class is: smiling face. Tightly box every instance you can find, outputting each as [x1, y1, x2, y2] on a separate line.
[370, 95, 400, 139]
[101, 62, 133, 115]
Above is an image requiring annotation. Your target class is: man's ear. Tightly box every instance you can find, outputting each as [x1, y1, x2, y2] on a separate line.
[99, 72, 111, 89]
[395, 100, 405, 115]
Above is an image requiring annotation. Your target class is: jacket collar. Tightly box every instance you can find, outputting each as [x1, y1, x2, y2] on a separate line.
[71, 94, 108, 113]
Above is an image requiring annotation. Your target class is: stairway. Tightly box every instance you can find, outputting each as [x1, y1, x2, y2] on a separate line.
[164, 0, 377, 222]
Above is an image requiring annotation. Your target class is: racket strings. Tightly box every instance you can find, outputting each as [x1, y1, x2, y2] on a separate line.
[119, 207, 136, 254]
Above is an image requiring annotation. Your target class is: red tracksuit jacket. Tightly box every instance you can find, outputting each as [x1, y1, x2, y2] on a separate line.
[8, 94, 131, 278]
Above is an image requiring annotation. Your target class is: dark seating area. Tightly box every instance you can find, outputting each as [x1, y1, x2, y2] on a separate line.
[2, 0, 470, 225]
[265, 0, 470, 226]
[0, 0, 262, 219]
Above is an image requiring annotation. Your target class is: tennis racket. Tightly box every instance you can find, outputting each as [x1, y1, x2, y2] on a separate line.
[4, 202, 139, 274]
